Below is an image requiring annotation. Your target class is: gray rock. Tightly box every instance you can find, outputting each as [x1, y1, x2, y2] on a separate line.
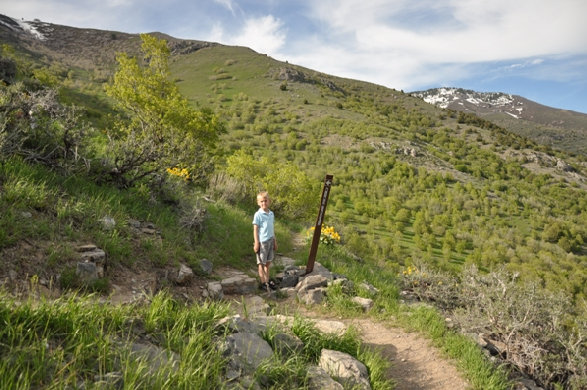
[99, 216, 116, 231]
[278, 272, 299, 288]
[198, 258, 213, 275]
[307, 366, 344, 390]
[223, 332, 274, 373]
[319, 349, 371, 390]
[216, 315, 266, 335]
[272, 332, 304, 357]
[76, 261, 98, 281]
[309, 262, 334, 280]
[242, 295, 270, 317]
[351, 296, 374, 311]
[359, 282, 379, 296]
[331, 277, 354, 294]
[299, 287, 326, 305]
[221, 274, 258, 295]
[207, 282, 223, 300]
[175, 264, 194, 285]
[296, 274, 328, 293]
[130, 342, 180, 374]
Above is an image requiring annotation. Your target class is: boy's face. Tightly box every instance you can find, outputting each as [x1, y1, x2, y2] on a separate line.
[257, 195, 270, 211]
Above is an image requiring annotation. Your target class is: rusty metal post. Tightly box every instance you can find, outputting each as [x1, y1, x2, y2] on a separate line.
[305, 174, 333, 274]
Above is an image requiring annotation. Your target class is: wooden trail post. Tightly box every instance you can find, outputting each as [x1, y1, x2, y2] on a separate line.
[305, 174, 333, 275]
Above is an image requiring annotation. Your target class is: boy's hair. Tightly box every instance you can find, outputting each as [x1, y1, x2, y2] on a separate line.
[257, 191, 269, 199]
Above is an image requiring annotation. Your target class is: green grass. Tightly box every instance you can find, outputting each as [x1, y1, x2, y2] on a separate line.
[0, 291, 231, 389]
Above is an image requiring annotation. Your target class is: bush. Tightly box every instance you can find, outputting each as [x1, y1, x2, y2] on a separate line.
[224, 150, 318, 220]
[399, 264, 587, 389]
[0, 83, 91, 172]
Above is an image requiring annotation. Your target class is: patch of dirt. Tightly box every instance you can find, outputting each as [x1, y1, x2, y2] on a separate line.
[349, 318, 469, 390]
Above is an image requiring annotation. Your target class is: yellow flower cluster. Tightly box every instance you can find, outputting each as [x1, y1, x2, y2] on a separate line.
[166, 167, 190, 181]
[307, 225, 341, 246]
[402, 265, 418, 276]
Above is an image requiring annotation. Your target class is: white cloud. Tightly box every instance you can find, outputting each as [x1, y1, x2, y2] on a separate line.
[230, 15, 286, 54]
[213, 0, 235, 14]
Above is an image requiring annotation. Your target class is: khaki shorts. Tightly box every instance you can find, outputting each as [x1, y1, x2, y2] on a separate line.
[256, 239, 275, 265]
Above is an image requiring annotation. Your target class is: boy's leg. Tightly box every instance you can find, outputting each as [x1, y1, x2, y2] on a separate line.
[258, 263, 268, 283]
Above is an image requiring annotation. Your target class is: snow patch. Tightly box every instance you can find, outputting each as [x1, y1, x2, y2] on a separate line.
[505, 112, 519, 119]
[16, 18, 46, 40]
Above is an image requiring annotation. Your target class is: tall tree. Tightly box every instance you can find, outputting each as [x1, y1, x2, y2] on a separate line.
[104, 34, 223, 187]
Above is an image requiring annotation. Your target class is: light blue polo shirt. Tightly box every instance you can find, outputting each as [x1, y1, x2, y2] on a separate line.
[253, 208, 274, 242]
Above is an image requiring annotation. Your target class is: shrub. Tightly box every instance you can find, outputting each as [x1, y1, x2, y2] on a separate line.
[399, 264, 587, 389]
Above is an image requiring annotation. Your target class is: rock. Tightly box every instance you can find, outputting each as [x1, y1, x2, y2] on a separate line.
[299, 287, 326, 305]
[216, 315, 266, 335]
[358, 282, 379, 296]
[277, 270, 299, 288]
[296, 274, 328, 293]
[76, 261, 98, 281]
[351, 296, 374, 311]
[175, 264, 194, 285]
[130, 342, 180, 374]
[307, 366, 344, 390]
[331, 277, 354, 294]
[312, 320, 347, 335]
[198, 258, 213, 275]
[242, 295, 270, 317]
[207, 281, 223, 300]
[310, 262, 334, 280]
[319, 349, 371, 390]
[221, 273, 258, 295]
[99, 216, 116, 231]
[222, 333, 274, 374]
[272, 332, 304, 357]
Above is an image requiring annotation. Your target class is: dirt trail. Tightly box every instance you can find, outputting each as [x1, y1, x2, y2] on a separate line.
[288, 303, 469, 390]
[348, 318, 469, 390]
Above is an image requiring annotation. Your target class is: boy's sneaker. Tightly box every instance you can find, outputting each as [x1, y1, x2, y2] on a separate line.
[268, 280, 277, 290]
[259, 282, 268, 291]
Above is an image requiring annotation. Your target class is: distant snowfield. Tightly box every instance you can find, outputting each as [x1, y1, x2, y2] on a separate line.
[415, 87, 524, 117]
[0, 15, 46, 40]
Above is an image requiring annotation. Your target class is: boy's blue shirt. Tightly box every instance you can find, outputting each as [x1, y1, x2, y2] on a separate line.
[253, 208, 274, 242]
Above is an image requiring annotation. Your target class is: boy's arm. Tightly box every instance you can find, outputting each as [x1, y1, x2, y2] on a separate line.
[273, 236, 277, 251]
[253, 224, 260, 253]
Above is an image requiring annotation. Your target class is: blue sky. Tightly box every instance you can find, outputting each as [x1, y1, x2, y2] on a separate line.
[3, 0, 587, 113]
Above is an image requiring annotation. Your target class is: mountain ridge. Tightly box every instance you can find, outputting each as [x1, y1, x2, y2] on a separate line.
[411, 87, 587, 155]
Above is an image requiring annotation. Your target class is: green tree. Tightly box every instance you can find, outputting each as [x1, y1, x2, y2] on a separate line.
[104, 34, 222, 187]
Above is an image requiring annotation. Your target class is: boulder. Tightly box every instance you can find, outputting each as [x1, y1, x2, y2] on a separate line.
[221, 273, 257, 295]
[222, 333, 274, 374]
[296, 274, 328, 293]
[272, 332, 304, 358]
[306, 366, 344, 390]
[319, 349, 371, 390]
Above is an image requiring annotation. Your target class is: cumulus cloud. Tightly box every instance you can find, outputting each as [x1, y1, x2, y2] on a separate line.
[228, 15, 286, 54]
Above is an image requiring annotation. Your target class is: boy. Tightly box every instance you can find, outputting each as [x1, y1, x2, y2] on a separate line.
[253, 191, 278, 290]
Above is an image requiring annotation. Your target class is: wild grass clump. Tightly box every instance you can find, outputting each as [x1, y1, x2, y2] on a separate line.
[0, 291, 231, 389]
